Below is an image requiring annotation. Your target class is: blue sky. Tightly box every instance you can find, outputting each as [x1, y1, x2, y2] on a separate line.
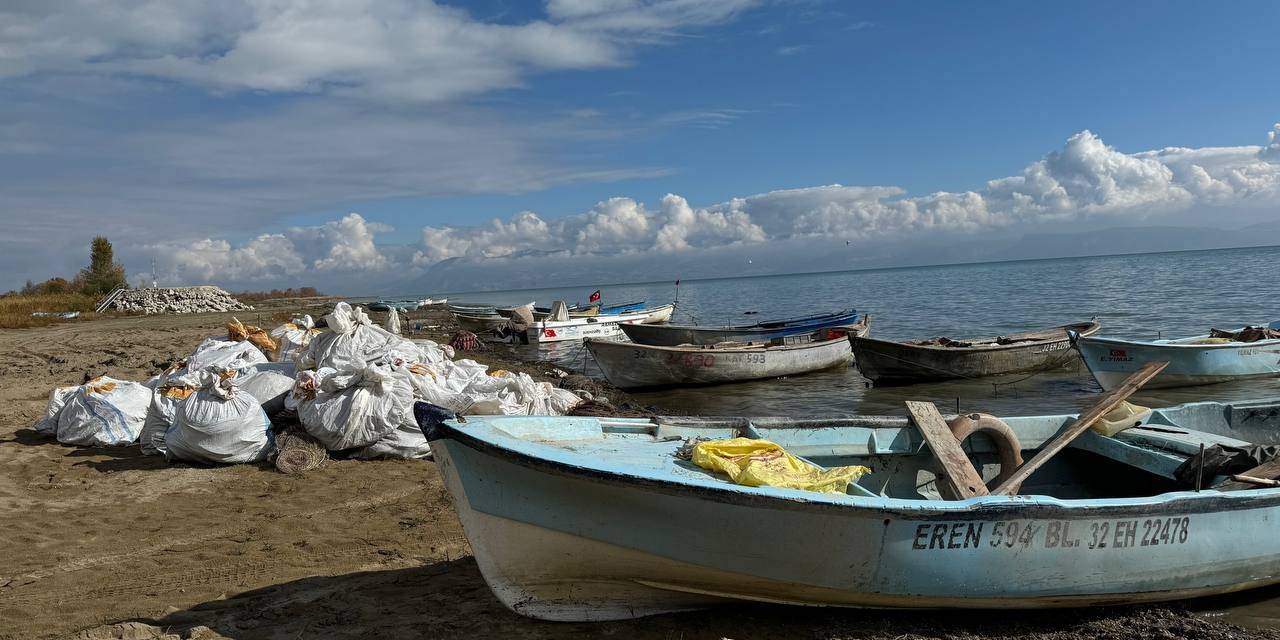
[304, 0, 1280, 234]
[1, 0, 1279, 292]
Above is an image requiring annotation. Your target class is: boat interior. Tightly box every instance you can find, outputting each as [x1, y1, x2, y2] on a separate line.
[667, 327, 853, 351]
[468, 399, 1280, 502]
[904, 321, 1098, 348]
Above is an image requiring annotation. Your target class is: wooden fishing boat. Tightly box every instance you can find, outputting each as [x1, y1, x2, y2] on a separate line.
[1075, 322, 1280, 391]
[453, 313, 510, 339]
[599, 300, 646, 314]
[851, 320, 1101, 386]
[620, 309, 863, 346]
[584, 327, 856, 389]
[423, 395, 1280, 621]
[448, 301, 534, 316]
[494, 302, 537, 319]
[637, 303, 674, 324]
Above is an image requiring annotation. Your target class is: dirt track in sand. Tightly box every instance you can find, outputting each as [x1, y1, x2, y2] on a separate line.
[1, 306, 1277, 639]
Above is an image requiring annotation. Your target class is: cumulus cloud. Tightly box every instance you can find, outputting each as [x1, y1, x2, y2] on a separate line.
[163, 122, 1280, 290]
[0, 0, 758, 103]
[144, 213, 392, 284]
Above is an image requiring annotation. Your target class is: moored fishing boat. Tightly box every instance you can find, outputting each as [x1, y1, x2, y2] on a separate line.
[367, 299, 420, 312]
[448, 301, 534, 316]
[1075, 322, 1280, 391]
[585, 326, 857, 389]
[417, 297, 448, 308]
[620, 309, 862, 346]
[851, 320, 1101, 386]
[423, 397, 1280, 621]
[530, 310, 653, 343]
[453, 313, 510, 339]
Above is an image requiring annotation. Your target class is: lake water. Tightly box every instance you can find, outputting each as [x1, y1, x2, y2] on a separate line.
[423, 244, 1280, 627]
[429, 245, 1280, 417]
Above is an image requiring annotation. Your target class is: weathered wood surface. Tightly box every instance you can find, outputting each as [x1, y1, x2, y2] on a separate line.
[990, 360, 1168, 496]
[906, 400, 989, 500]
[1217, 458, 1280, 491]
[851, 320, 1101, 386]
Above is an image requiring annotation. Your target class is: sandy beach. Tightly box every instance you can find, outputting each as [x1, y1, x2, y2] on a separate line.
[1, 306, 1277, 640]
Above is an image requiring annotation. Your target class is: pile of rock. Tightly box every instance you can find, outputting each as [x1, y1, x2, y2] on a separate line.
[109, 286, 253, 315]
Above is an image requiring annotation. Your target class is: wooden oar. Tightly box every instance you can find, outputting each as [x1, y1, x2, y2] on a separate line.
[906, 400, 989, 500]
[990, 361, 1168, 496]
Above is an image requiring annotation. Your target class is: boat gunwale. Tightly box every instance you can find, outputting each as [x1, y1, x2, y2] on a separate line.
[852, 320, 1101, 353]
[1079, 334, 1280, 350]
[632, 309, 860, 333]
[430, 414, 1280, 521]
[583, 332, 856, 355]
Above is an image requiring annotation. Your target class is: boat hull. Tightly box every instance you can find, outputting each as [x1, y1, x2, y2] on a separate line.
[585, 336, 852, 389]
[620, 311, 862, 346]
[852, 322, 1100, 385]
[1077, 336, 1280, 391]
[433, 430, 1280, 621]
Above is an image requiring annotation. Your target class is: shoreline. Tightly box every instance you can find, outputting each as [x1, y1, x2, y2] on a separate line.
[0, 303, 1275, 639]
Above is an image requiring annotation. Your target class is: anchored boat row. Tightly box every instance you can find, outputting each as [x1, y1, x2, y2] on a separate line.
[447, 295, 1280, 392]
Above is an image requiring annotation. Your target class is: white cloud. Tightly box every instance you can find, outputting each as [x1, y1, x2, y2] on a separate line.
[144, 213, 391, 284]
[135, 123, 1280, 292]
[0, 0, 758, 104]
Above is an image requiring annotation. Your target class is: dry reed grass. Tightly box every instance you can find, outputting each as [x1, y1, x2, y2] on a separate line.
[0, 293, 100, 328]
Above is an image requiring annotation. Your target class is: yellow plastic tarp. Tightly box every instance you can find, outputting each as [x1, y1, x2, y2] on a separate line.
[691, 437, 870, 495]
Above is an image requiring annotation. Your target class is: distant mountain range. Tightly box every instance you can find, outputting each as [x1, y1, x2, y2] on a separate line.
[403, 221, 1280, 294]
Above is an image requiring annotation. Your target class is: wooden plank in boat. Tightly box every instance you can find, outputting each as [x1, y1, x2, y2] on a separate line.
[1215, 458, 1280, 491]
[906, 400, 988, 500]
[991, 360, 1168, 496]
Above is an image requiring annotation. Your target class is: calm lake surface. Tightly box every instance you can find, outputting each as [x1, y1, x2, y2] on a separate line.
[431, 245, 1280, 418]
[425, 245, 1280, 628]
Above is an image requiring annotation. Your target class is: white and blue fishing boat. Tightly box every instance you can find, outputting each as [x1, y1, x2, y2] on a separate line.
[422, 398, 1280, 621]
[1075, 322, 1280, 391]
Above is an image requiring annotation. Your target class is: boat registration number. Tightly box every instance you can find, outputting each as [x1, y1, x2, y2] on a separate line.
[909, 517, 1191, 551]
[631, 350, 766, 367]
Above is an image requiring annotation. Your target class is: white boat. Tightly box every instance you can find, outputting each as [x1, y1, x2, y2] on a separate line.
[424, 398, 1280, 621]
[417, 297, 448, 308]
[585, 327, 857, 389]
[638, 303, 674, 324]
[529, 301, 653, 343]
[1075, 322, 1280, 390]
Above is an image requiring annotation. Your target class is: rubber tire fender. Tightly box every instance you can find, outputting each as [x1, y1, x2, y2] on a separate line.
[948, 413, 1024, 494]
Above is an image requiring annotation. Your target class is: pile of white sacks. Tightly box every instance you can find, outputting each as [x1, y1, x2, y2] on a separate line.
[34, 302, 584, 464]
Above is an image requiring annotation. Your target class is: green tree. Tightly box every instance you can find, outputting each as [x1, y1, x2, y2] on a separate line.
[78, 237, 128, 295]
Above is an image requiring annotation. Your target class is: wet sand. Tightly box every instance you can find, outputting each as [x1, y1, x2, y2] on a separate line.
[1, 306, 1277, 639]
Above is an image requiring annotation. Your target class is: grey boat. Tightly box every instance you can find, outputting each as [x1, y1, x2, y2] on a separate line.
[852, 320, 1101, 386]
[585, 328, 854, 389]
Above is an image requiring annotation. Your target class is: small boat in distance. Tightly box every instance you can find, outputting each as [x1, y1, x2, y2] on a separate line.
[851, 320, 1101, 386]
[585, 325, 863, 389]
[1075, 322, 1280, 391]
[417, 297, 447, 308]
[423, 397, 1280, 621]
[620, 309, 863, 347]
[367, 299, 420, 312]
[448, 301, 535, 316]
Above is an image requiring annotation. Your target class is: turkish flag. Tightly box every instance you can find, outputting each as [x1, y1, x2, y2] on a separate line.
[589, 290, 601, 302]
